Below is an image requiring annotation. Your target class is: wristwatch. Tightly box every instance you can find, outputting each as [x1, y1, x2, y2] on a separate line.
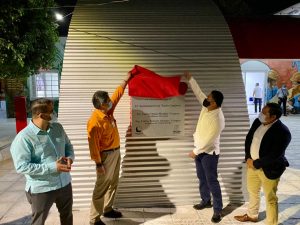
[96, 163, 103, 168]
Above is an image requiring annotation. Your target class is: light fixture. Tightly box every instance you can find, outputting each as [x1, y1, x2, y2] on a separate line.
[55, 12, 64, 21]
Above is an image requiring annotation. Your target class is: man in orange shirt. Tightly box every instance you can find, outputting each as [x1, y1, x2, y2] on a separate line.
[87, 72, 132, 225]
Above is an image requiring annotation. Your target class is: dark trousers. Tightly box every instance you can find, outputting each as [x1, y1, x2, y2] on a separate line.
[278, 97, 287, 115]
[254, 98, 262, 113]
[195, 153, 223, 214]
[25, 183, 73, 225]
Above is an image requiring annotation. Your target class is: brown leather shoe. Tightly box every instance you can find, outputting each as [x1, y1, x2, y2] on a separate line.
[234, 214, 258, 222]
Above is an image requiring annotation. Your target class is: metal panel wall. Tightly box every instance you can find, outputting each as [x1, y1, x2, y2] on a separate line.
[59, 0, 249, 209]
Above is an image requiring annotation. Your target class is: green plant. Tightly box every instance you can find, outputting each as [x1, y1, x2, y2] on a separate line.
[0, 0, 59, 79]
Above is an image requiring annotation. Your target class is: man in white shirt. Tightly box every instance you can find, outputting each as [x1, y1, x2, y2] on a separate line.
[184, 72, 225, 223]
[253, 83, 263, 113]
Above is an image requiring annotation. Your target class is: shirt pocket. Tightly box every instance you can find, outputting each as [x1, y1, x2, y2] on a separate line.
[52, 137, 65, 155]
[34, 143, 56, 163]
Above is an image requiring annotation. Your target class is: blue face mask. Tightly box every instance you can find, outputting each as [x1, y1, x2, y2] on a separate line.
[107, 101, 113, 111]
[50, 112, 57, 122]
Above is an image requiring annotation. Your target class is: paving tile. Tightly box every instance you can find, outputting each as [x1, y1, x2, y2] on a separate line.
[144, 207, 172, 213]
[118, 207, 144, 212]
[172, 218, 203, 225]
[0, 215, 30, 225]
[279, 196, 300, 204]
[0, 202, 14, 218]
[44, 217, 60, 225]
[118, 209, 144, 219]
[0, 171, 22, 182]
[171, 205, 199, 220]
[0, 159, 15, 170]
[144, 221, 173, 225]
[114, 217, 143, 224]
[0, 181, 15, 193]
[5, 202, 31, 216]
[73, 210, 89, 225]
[0, 190, 24, 203]
[9, 180, 26, 191]
[144, 213, 172, 221]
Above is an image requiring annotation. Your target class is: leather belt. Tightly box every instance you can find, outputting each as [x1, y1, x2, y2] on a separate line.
[102, 146, 120, 153]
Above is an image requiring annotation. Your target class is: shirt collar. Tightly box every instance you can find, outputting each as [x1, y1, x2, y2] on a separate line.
[95, 109, 108, 119]
[29, 120, 53, 134]
[262, 119, 278, 128]
[205, 107, 221, 113]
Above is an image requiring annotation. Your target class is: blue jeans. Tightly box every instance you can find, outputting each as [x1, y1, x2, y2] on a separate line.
[195, 152, 223, 213]
[254, 98, 262, 113]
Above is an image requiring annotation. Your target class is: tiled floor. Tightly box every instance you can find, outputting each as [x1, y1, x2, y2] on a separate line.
[0, 115, 300, 225]
[0, 159, 299, 225]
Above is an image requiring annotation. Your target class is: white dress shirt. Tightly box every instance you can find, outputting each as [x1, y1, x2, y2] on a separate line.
[189, 77, 225, 155]
[250, 120, 276, 160]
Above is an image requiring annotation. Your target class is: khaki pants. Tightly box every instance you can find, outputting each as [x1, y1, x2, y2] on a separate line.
[90, 149, 121, 223]
[246, 167, 279, 225]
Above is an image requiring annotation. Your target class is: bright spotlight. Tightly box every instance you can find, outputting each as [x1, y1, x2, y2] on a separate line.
[55, 13, 64, 21]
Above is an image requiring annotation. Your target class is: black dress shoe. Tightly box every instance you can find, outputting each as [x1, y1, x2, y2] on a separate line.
[103, 209, 122, 218]
[211, 213, 222, 223]
[193, 200, 212, 210]
[90, 220, 106, 225]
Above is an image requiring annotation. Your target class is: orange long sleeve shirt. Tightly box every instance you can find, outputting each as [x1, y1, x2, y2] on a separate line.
[87, 86, 125, 163]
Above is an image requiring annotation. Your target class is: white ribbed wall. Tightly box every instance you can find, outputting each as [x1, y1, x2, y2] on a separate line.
[59, 0, 249, 209]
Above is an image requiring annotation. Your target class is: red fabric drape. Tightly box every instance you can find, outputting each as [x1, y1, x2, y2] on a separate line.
[128, 65, 188, 99]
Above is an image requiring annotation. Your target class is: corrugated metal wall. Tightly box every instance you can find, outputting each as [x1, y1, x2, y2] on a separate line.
[59, 0, 249, 209]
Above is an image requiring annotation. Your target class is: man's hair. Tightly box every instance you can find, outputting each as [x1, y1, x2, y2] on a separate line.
[31, 98, 53, 118]
[92, 91, 109, 109]
[211, 90, 224, 107]
[266, 103, 282, 119]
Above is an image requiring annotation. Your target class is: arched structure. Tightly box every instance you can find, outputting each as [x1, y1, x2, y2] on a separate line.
[59, 0, 249, 209]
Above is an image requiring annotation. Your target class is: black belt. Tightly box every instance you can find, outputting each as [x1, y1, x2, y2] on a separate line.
[102, 146, 120, 153]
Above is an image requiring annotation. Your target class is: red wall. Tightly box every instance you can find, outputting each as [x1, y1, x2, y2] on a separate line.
[227, 17, 300, 59]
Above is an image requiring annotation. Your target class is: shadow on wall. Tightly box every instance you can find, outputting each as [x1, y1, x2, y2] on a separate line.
[116, 109, 174, 211]
[116, 124, 175, 208]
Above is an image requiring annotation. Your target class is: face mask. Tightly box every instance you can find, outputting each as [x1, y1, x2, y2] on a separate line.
[107, 101, 113, 111]
[258, 112, 266, 123]
[203, 98, 210, 107]
[50, 112, 57, 122]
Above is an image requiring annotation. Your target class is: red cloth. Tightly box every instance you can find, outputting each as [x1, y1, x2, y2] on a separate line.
[128, 65, 188, 99]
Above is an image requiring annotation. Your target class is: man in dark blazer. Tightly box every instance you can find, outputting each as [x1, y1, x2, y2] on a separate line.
[234, 103, 291, 225]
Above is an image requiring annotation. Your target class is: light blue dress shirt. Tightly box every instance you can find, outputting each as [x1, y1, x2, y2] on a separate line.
[10, 120, 74, 193]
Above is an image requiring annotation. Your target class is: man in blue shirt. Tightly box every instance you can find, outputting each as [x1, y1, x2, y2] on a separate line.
[10, 98, 75, 225]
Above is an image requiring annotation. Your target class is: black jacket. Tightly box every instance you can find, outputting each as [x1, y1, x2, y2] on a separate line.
[245, 118, 291, 179]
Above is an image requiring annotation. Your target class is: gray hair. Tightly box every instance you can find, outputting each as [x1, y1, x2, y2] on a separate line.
[92, 91, 109, 109]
